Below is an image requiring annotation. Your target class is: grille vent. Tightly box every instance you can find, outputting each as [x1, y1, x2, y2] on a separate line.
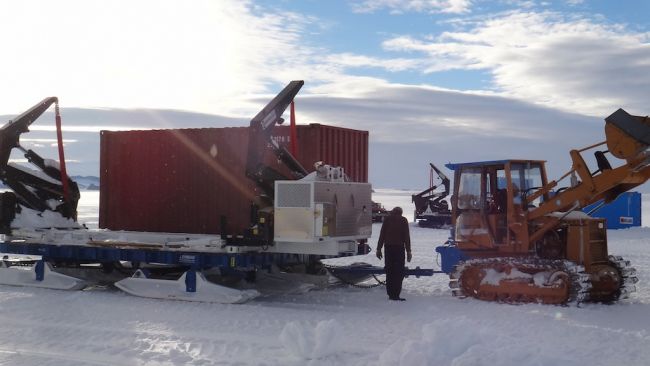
[277, 183, 312, 208]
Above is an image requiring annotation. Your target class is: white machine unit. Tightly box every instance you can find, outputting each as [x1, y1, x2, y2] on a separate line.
[274, 178, 372, 244]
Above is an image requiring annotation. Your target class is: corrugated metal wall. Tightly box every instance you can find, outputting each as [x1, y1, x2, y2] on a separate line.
[295, 124, 368, 183]
[99, 124, 368, 234]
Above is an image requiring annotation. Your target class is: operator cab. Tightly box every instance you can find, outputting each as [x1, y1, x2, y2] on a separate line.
[445, 160, 549, 250]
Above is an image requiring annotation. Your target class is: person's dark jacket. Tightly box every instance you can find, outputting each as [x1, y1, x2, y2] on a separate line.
[377, 212, 411, 253]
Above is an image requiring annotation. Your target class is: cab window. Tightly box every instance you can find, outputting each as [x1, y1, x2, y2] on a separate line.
[457, 168, 481, 210]
[510, 163, 544, 207]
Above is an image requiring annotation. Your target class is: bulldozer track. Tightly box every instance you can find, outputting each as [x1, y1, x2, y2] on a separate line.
[607, 255, 638, 301]
[449, 257, 591, 305]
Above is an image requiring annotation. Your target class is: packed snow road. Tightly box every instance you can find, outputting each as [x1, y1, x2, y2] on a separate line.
[0, 190, 649, 365]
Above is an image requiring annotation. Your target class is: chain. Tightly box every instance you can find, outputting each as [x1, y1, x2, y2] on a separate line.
[322, 263, 386, 288]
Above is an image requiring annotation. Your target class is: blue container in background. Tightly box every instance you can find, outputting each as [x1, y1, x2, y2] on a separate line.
[583, 192, 642, 229]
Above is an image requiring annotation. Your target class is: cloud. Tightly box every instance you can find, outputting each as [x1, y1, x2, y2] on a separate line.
[258, 82, 613, 187]
[0, 108, 245, 177]
[1, 85, 611, 189]
[6, 1, 644, 122]
[350, 0, 472, 14]
[0, 0, 324, 116]
[1, 2, 641, 189]
[297, 83, 598, 141]
[381, 11, 650, 116]
[0, 0, 431, 118]
[324, 53, 425, 72]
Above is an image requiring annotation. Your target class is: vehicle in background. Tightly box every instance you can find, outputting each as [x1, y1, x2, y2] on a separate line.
[371, 201, 388, 222]
[412, 163, 452, 228]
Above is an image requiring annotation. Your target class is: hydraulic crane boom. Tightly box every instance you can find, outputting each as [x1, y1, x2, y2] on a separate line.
[415, 163, 450, 200]
[227, 80, 372, 251]
[245, 80, 308, 200]
[0, 98, 79, 225]
[411, 163, 451, 228]
[0, 97, 59, 165]
[222, 81, 310, 246]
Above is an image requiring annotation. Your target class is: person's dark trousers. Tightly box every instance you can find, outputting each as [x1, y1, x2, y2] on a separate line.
[384, 246, 405, 299]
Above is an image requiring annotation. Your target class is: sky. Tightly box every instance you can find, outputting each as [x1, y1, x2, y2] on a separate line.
[0, 0, 649, 189]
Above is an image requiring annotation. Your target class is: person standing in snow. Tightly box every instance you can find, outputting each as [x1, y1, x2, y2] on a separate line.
[376, 206, 411, 301]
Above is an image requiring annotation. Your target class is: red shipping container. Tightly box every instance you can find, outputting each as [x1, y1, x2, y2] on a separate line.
[99, 124, 368, 235]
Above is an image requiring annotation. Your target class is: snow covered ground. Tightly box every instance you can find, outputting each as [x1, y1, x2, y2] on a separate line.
[1, 190, 649, 365]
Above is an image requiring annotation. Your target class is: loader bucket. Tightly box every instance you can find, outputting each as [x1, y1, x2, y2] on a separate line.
[605, 108, 650, 161]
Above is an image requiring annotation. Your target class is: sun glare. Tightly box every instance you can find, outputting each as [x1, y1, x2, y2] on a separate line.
[0, 0, 270, 115]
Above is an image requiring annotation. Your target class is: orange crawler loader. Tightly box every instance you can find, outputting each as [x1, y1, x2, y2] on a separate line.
[438, 109, 648, 304]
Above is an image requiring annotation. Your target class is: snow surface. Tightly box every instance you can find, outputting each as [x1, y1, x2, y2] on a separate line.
[0, 190, 649, 365]
[12, 206, 81, 229]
